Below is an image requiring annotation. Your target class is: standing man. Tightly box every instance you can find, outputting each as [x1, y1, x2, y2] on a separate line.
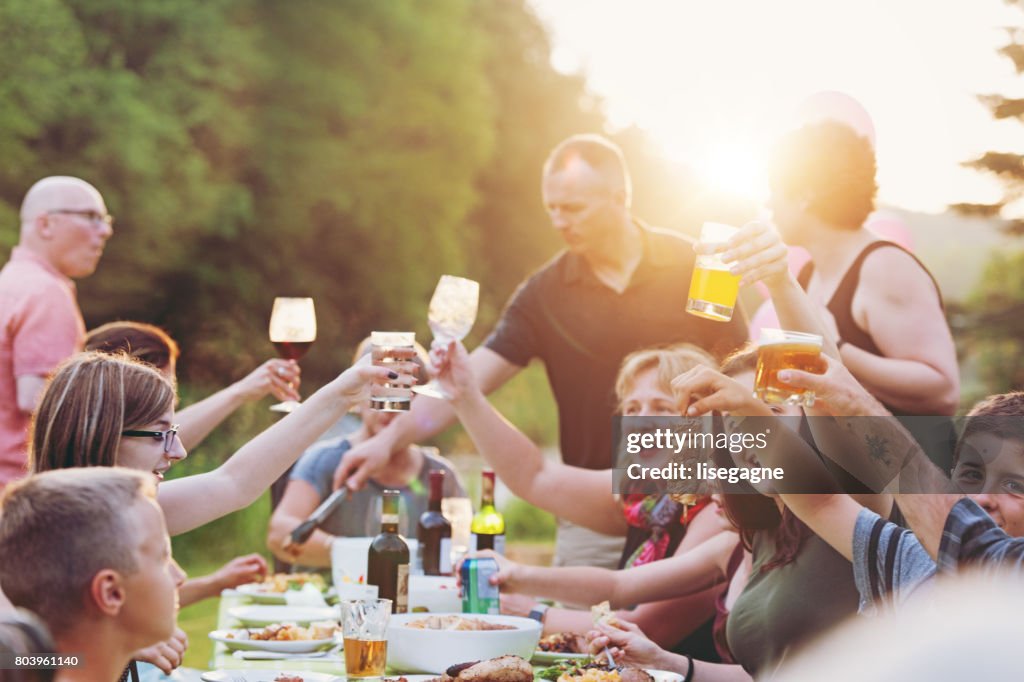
[333, 135, 747, 567]
[0, 176, 113, 487]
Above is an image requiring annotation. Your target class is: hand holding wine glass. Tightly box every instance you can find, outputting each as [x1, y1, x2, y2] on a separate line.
[268, 297, 316, 413]
[414, 275, 479, 399]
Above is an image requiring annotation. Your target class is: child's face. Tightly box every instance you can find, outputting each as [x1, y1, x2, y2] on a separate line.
[953, 433, 1024, 537]
[120, 498, 185, 649]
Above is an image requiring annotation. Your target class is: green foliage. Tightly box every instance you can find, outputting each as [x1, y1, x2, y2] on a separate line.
[503, 496, 557, 542]
[956, 251, 1024, 405]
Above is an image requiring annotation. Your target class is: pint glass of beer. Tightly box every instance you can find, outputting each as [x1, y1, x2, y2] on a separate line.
[754, 329, 826, 406]
[370, 331, 416, 411]
[686, 222, 741, 322]
[340, 598, 391, 678]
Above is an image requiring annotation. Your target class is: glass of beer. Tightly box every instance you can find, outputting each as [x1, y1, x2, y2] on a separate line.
[686, 222, 741, 322]
[340, 598, 391, 679]
[370, 331, 416, 411]
[754, 328, 826, 406]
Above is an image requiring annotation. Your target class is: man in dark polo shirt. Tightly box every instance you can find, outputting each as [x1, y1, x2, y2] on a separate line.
[334, 134, 747, 566]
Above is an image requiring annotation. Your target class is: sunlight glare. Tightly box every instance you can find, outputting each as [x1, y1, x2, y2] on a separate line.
[695, 142, 766, 202]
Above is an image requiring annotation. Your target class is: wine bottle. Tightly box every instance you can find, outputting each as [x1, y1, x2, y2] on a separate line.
[367, 490, 410, 613]
[418, 470, 453, 576]
[471, 469, 505, 554]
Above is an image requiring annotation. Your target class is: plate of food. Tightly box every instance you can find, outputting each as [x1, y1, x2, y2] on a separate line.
[236, 573, 332, 604]
[209, 621, 337, 653]
[532, 632, 591, 663]
[228, 605, 337, 627]
[200, 672, 343, 682]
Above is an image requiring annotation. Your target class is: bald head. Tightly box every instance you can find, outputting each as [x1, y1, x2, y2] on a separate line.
[18, 176, 112, 278]
[20, 176, 105, 228]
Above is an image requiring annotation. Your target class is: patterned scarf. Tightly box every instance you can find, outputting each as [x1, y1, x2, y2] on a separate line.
[621, 493, 710, 568]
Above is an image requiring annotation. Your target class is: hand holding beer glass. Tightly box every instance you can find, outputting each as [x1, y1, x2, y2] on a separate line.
[370, 331, 417, 411]
[754, 329, 827, 407]
[687, 222, 741, 322]
[340, 598, 391, 679]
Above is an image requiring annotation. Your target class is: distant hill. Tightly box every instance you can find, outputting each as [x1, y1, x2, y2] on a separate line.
[879, 206, 1018, 303]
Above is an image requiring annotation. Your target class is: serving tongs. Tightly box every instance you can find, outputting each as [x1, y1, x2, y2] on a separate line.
[285, 487, 349, 548]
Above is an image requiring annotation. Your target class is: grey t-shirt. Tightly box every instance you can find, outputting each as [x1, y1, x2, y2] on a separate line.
[289, 436, 465, 538]
[852, 507, 936, 612]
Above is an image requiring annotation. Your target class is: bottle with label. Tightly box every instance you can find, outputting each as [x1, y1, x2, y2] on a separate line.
[470, 469, 505, 554]
[418, 470, 453, 576]
[367, 490, 410, 613]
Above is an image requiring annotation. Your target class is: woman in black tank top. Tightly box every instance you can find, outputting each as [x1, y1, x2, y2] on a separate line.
[768, 121, 960, 420]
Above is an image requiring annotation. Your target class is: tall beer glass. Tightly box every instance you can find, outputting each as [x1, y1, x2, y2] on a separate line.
[370, 331, 416, 411]
[754, 328, 826, 407]
[340, 598, 391, 679]
[686, 222, 741, 322]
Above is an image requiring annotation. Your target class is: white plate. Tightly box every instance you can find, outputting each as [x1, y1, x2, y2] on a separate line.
[228, 606, 337, 627]
[646, 670, 684, 682]
[201, 672, 343, 682]
[236, 584, 336, 605]
[531, 650, 591, 664]
[208, 629, 336, 653]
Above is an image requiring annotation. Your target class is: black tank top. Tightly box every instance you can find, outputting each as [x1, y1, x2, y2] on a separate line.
[797, 240, 944, 413]
[798, 241, 956, 470]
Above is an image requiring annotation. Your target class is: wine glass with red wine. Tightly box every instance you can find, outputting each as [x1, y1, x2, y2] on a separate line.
[268, 297, 316, 413]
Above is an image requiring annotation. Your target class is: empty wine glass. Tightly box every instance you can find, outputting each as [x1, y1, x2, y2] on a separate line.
[268, 297, 316, 413]
[412, 275, 479, 399]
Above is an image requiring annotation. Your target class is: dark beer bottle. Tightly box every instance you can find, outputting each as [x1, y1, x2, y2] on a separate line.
[367, 490, 410, 613]
[417, 470, 452, 576]
[470, 469, 505, 554]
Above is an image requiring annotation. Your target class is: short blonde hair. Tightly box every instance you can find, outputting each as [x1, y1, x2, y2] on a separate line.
[0, 468, 156, 634]
[615, 343, 716, 409]
[30, 352, 176, 472]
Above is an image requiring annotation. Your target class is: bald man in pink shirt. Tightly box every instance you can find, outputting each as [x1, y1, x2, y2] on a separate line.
[0, 176, 113, 487]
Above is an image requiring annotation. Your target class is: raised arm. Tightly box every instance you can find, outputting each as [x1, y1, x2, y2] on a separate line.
[780, 359, 960, 558]
[158, 357, 411, 536]
[440, 341, 625, 535]
[176, 359, 301, 449]
[332, 346, 520, 491]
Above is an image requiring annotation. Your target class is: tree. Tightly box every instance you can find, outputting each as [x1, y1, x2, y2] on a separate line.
[953, 0, 1024, 402]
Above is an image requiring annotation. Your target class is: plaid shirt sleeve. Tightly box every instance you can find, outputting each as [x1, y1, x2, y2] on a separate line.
[937, 498, 1024, 573]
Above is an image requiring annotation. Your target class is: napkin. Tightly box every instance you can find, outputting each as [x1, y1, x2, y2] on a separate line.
[284, 583, 328, 607]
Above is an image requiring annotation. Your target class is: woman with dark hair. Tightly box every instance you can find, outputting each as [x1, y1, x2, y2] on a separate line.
[31, 351, 411, 534]
[85, 321, 301, 449]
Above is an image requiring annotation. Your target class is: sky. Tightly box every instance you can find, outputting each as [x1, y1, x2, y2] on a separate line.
[528, 0, 1024, 214]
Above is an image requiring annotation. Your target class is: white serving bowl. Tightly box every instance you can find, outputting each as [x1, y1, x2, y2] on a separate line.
[386, 613, 541, 673]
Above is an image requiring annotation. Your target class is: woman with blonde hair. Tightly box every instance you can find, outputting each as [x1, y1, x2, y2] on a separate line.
[441, 341, 731, 663]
